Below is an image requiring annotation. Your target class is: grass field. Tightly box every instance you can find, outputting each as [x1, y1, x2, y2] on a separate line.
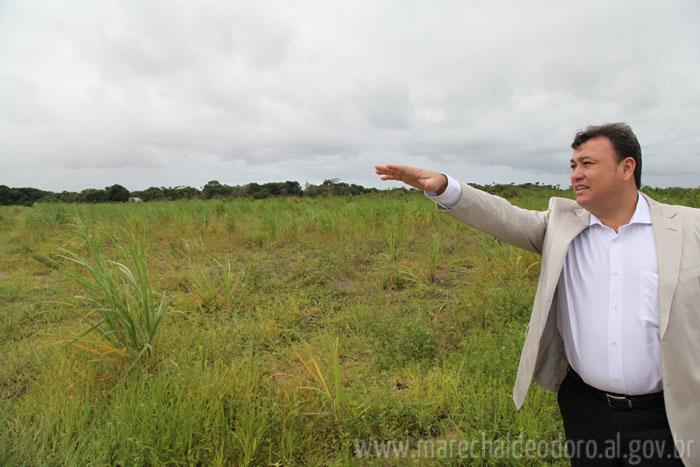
[1, 187, 697, 465]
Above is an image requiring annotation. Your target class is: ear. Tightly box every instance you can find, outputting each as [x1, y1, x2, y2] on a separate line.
[619, 157, 636, 181]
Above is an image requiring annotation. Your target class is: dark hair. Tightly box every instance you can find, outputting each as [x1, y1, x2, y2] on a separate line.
[571, 122, 642, 188]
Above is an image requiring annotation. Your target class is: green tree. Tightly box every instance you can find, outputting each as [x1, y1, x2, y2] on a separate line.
[79, 189, 108, 203]
[202, 180, 225, 199]
[105, 184, 130, 202]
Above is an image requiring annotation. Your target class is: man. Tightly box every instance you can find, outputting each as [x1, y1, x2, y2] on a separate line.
[375, 123, 699, 466]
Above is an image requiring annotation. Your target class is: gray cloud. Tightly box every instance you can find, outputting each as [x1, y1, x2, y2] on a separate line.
[1, 0, 699, 191]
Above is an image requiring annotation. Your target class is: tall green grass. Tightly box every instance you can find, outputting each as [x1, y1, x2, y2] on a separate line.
[1, 188, 651, 465]
[58, 217, 168, 369]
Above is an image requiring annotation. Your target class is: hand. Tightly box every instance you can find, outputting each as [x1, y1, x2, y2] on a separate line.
[374, 164, 448, 194]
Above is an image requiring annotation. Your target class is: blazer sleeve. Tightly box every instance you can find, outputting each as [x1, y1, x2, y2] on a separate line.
[437, 183, 549, 254]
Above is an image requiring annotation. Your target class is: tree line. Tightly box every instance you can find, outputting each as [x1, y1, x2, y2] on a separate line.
[4, 179, 697, 208]
[0, 179, 389, 206]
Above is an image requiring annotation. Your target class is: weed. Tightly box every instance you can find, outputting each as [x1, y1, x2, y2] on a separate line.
[58, 217, 168, 369]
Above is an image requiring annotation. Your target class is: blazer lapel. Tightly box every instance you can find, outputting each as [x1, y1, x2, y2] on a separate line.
[644, 194, 682, 338]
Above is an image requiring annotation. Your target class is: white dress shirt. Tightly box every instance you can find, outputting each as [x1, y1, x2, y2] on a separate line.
[426, 177, 662, 395]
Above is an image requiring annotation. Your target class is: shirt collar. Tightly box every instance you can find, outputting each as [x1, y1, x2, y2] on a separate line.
[589, 192, 652, 227]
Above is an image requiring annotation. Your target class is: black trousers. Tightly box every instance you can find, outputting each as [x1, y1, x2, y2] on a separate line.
[557, 370, 684, 466]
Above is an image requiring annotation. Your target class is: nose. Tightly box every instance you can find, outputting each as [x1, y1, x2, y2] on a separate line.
[571, 166, 584, 183]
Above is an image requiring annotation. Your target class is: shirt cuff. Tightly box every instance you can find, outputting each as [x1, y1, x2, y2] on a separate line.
[424, 174, 462, 209]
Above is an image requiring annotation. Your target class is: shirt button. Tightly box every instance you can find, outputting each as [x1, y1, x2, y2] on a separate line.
[612, 305, 619, 311]
[611, 341, 618, 346]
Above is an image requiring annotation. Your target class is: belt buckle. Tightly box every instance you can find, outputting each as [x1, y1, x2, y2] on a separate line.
[606, 393, 633, 410]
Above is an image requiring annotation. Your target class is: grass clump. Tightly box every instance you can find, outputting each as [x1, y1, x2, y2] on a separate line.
[58, 217, 169, 369]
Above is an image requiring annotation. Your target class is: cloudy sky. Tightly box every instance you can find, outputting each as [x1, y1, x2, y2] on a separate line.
[1, 0, 699, 192]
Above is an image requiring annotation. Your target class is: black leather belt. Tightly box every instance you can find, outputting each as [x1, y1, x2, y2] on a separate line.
[566, 367, 664, 410]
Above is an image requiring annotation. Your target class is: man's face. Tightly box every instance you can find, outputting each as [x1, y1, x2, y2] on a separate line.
[570, 136, 629, 210]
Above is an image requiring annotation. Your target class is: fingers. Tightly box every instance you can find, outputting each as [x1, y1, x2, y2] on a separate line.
[374, 164, 409, 176]
[383, 164, 407, 174]
[374, 165, 388, 174]
[374, 164, 398, 175]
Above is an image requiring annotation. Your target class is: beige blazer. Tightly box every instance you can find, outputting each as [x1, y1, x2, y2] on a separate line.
[440, 183, 700, 466]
